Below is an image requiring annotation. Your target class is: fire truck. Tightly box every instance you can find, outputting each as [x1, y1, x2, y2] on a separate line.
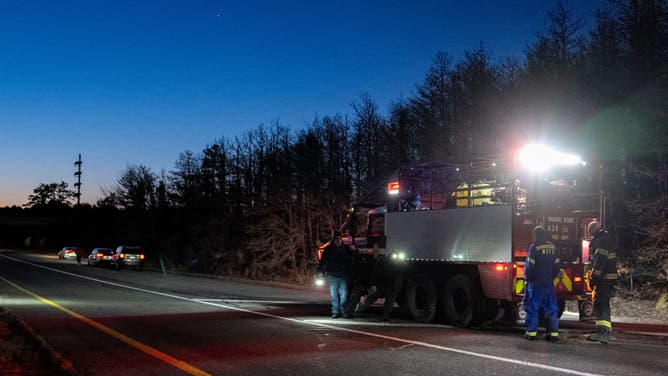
[340, 145, 599, 327]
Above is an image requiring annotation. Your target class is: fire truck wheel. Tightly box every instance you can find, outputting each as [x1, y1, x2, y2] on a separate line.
[404, 277, 437, 323]
[578, 299, 595, 321]
[442, 274, 481, 327]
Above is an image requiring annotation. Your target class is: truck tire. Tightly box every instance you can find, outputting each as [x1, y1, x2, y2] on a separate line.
[404, 277, 437, 323]
[578, 299, 595, 321]
[442, 274, 481, 327]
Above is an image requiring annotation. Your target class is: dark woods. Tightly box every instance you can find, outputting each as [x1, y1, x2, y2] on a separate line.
[2, 1, 667, 294]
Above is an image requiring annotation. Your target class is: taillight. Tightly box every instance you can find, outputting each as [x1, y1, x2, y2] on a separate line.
[119, 253, 125, 259]
[139, 254, 145, 260]
[574, 276, 583, 282]
[494, 263, 509, 272]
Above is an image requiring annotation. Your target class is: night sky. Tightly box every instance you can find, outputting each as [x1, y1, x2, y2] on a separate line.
[0, 0, 603, 207]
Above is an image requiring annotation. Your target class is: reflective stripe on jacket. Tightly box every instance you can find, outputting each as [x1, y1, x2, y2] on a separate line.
[590, 230, 618, 282]
[525, 241, 560, 285]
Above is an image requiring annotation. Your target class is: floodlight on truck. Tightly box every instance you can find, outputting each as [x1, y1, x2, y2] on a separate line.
[516, 144, 584, 172]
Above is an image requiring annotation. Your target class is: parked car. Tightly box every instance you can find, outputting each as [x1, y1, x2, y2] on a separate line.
[110, 246, 145, 271]
[58, 246, 84, 260]
[87, 248, 115, 267]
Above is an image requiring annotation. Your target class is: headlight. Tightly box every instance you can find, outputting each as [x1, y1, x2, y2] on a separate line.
[315, 277, 325, 287]
[391, 252, 407, 262]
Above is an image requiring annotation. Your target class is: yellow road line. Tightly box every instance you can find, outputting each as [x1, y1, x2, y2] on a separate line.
[0, 275, 211, 376]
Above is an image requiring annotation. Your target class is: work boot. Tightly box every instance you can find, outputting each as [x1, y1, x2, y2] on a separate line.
[586, 327, 610, 344]
[545, 334, 560, 343]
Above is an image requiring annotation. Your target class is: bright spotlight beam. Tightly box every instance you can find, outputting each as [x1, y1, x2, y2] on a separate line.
[517, 144, 583, 172]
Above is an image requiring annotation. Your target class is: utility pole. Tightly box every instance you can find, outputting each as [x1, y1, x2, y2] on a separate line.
[74, 154, 82, 206]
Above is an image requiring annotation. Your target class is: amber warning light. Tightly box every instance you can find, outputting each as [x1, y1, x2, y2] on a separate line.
[388, 182, 400, 195]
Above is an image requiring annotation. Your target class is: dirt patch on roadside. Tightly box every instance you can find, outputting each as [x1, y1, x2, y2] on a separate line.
[610, 295, 668, 324]
[0, 308, 78, 376]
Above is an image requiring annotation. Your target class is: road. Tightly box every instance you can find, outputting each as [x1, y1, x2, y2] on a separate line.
[0, 249, 666, 376]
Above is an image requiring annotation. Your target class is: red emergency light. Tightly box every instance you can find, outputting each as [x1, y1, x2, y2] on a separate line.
[388, 182, 400, 195]
[494, 263, 508, 272]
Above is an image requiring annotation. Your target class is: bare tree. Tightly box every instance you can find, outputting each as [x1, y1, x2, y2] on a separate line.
[116, 164, 157, 210]
[24, 181, 76, 208]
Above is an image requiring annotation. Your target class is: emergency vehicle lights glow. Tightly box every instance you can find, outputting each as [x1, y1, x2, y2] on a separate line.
[494, 263, 508, 271]
[388, 182, 400, 195]
[517, 144, 583, 172]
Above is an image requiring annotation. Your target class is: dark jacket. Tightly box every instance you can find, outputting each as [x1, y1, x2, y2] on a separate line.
[318, 242, 354, 279]
[525, 240, 560, 286]
[589, 230, 618, 284]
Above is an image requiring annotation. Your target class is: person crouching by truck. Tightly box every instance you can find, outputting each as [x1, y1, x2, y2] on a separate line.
[317, 232, 354, 319]
[524, 226, 561, 342]
[346, 243, 380, 317]
[352, 248, 404, 323]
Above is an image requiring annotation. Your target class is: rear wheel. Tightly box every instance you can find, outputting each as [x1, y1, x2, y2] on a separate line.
[441, 274, 481, 327]
[404, 277, 437, 323]
[579, 299, 595, 321]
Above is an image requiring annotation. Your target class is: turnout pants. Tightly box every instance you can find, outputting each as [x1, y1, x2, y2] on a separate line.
[593, 282, 613, 331]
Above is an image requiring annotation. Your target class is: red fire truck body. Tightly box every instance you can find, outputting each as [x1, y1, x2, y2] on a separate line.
[347, 155, 598, 326]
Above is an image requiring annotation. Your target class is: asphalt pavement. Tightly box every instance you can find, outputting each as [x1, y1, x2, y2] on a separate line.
[0, 249, 666, 376]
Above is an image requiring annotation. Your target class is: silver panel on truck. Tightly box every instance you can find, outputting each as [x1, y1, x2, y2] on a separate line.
[385, 205, 512, 262]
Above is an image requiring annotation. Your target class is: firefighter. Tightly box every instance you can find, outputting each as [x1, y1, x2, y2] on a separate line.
[524, 226, 561, 342]
[317, 232, 354, 319]
[586, 220, 618, 343]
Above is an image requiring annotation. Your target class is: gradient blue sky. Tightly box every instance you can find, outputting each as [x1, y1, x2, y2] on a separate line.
[0, 0, 603, 207]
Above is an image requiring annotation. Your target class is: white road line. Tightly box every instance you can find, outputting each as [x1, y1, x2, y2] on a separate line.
[194, 299, 306, 304]
[0, 253, 604, 376]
